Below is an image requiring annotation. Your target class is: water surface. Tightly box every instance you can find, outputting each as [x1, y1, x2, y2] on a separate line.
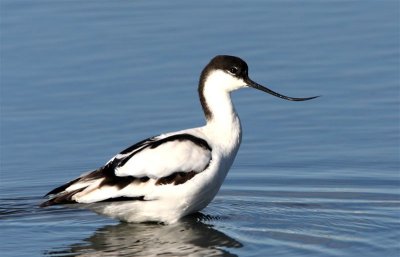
[1, 1, 399, 256]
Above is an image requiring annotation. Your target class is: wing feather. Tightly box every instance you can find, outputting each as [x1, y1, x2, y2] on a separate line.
[41, 133, 212, 206]
[115, 135, 211, 178]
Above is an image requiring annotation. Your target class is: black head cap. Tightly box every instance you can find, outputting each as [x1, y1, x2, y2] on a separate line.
[201, 55, 249, 80]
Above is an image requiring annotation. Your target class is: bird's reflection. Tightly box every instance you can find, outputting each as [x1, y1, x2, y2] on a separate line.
[47, 213, 242, 257]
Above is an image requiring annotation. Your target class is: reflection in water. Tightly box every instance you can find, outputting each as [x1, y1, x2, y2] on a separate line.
[45, 214, 242, 257]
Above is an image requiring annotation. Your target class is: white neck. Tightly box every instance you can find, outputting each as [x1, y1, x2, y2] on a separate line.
[200, 71, 243, 154]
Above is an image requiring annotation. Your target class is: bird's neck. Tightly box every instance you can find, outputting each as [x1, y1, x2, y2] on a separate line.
[200, 86, 242, 153]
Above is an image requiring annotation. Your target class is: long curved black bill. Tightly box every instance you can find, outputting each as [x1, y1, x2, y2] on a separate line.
[245, 78, 319, 101]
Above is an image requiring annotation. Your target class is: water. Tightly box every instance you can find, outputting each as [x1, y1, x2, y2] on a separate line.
[1, 0, 399, 256]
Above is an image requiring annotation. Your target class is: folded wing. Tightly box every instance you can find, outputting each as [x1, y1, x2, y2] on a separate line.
[41, 133, 212, 207]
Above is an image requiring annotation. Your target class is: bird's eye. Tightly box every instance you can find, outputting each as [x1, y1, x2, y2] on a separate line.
[229, 67, 239, 75]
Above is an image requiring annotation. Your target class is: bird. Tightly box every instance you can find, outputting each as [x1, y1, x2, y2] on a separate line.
[41, 55, 318, 223]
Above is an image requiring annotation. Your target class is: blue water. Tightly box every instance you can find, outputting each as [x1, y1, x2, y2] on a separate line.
[1, 1, 399, 256]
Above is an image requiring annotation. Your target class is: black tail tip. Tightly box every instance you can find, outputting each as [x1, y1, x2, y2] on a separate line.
[39, 199, 52, 208]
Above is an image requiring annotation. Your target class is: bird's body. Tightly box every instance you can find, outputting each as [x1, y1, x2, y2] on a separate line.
[41, 55, 317, 223]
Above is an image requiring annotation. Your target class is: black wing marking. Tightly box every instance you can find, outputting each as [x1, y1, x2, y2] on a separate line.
[118, 136, 157, 155]
[117, 133, 211, 167]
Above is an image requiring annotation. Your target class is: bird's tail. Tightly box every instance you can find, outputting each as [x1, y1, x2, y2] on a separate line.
[40, 169, 102, 207]
[40, 187, 87, 207]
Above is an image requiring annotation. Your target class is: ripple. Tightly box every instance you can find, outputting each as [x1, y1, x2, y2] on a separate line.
[201, 186, 400, 257]
[1, 184, 399, 257]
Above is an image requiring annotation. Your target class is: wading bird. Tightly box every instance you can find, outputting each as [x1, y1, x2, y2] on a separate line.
[41, 55, 318, 223]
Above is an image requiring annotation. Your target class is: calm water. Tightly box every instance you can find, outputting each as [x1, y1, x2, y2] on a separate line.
[1, 1, 399, 256]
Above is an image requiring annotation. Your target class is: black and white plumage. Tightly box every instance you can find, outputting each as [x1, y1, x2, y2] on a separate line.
[41, 55, 318, 223]
[41, 133, 211, 204]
